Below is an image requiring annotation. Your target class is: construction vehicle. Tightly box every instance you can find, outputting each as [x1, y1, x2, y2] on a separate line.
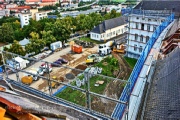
[98, 41, 114, 56]
[70, 41, 82, 54]
[85, 54, 100, 64]
[21, 68, 40, 85]
[21, 75, 33, 85]
[113, 43, 126, 53]
[51, 76, 61, 88]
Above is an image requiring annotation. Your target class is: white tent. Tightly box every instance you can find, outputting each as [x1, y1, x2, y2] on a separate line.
[14, 57, 29, 69]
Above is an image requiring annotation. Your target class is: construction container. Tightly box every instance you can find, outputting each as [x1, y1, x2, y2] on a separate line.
[21, 76, 33, 85]
[71, 45, 82, 54]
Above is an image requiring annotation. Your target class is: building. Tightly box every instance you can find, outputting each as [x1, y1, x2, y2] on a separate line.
[0, 9, 10, 18]
[30, 8, 38, 20]
[35, 11, 49, 21]
[125, 1, 180, 59]
[19, 12, 32, 28]
[90, 16, 127, 41]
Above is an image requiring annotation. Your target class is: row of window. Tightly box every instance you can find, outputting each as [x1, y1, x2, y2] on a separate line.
[102, 28, 126, 38]
[135, 23, 157, 31]
[92, 34, 99, 38]
[134, 34, 150, 43]
[134, 45, 143, 52]
[136, 17, 164, 23]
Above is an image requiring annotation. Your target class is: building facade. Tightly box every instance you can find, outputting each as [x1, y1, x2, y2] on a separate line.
[19, 13, 32, 28]
[90, 16, 127, 41]
[35, 11, 49, 21]
[126, 14, 165, 59]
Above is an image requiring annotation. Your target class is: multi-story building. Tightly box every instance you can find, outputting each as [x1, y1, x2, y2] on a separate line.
[0, 9, 10, 18]
[90, 16, 127, 41]
[125, 1, 180, 59]
[35, 11, 49, 21]
[19, 13, 32, 28]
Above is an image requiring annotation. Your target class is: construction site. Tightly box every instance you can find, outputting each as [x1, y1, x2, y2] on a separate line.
[0, 1, 180, 120]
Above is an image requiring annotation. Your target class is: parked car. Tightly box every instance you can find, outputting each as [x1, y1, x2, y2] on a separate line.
[51, 61, 62, 67]
[40, 63, 52, 72]
[37, 67, 44, 76]
[57, 58, 68, 64]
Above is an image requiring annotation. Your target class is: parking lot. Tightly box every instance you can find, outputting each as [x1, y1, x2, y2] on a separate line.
[7, 45, 98, 94]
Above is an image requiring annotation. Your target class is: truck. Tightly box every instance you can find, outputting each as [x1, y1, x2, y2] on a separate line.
[50, 41, 62, 52]
[98, 41, 114, 56]
[6, 57, 29, 70]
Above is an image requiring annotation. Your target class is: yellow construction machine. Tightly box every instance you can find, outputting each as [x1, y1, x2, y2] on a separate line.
[113, 43, 126, 54]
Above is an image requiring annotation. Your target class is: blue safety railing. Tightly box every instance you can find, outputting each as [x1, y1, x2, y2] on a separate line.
[52, 84, 68, 96]
[112, 13, 174, 119]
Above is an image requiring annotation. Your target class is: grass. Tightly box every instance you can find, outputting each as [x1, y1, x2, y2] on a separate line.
[56, 56, 118, 106]
[56, 75, 110, 106]
[123, 57, 137, 69]
[79, 37, 103, 44]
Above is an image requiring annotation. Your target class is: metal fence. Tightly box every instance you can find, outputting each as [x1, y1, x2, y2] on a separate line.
[1, 49, 128, 119]
[112, 13, 175, 119]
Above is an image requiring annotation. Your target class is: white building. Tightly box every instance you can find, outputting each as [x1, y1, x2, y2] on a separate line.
[90, 16, 127, 41]
[19, 13, 32, 28]
[0, 9, 10, 18]
[35, 11, 49, 21]
[125, 0, 178, 59]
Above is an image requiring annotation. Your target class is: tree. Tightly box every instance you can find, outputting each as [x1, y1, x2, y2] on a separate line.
[0, 23, 14, 43]
[41, 30, 56, 47]
[5, 40, 26, 56]
[53, 18, 72, 43]
[25, 32, 45, 54]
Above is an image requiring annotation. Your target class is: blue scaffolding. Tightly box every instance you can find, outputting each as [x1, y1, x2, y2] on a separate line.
[112, 13, 174, 119]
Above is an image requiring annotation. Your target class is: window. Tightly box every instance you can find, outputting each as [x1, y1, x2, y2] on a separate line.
[139, 46, 143, 52]
[141, 23, 144, 30]
[136, 17, 139, 19]
[153, 26, 157, 31]
[136, 23, 139, 29]
[147, 24, 150, 31]
[134, 44, 137, 51]
[148, 18, 151, 21]
[146, 36, 150, 43]
[142, 18, 145, 20]
[113, 31, 115, 35]
[135, 34, 138, 41]
[140, 35, 143, 42]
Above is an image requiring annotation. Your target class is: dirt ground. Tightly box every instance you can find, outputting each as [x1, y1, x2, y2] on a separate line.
[37, 46, 98, 91]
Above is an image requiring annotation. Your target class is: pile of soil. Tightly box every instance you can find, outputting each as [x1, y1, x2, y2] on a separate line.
[60, 54, 74, 61]
[65, 73, 75, 80]
[71, 64, 87, 76]
[38, 80, 48, 90]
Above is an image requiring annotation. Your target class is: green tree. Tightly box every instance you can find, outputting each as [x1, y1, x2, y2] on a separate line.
[0, 23, 14, 43]
[25, 32, 45, 54]
[41, 30, 56, 46]
[5, 40, 26, 56]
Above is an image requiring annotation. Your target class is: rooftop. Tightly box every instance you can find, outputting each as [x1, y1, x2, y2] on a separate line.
[91, 16, 127, 34]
